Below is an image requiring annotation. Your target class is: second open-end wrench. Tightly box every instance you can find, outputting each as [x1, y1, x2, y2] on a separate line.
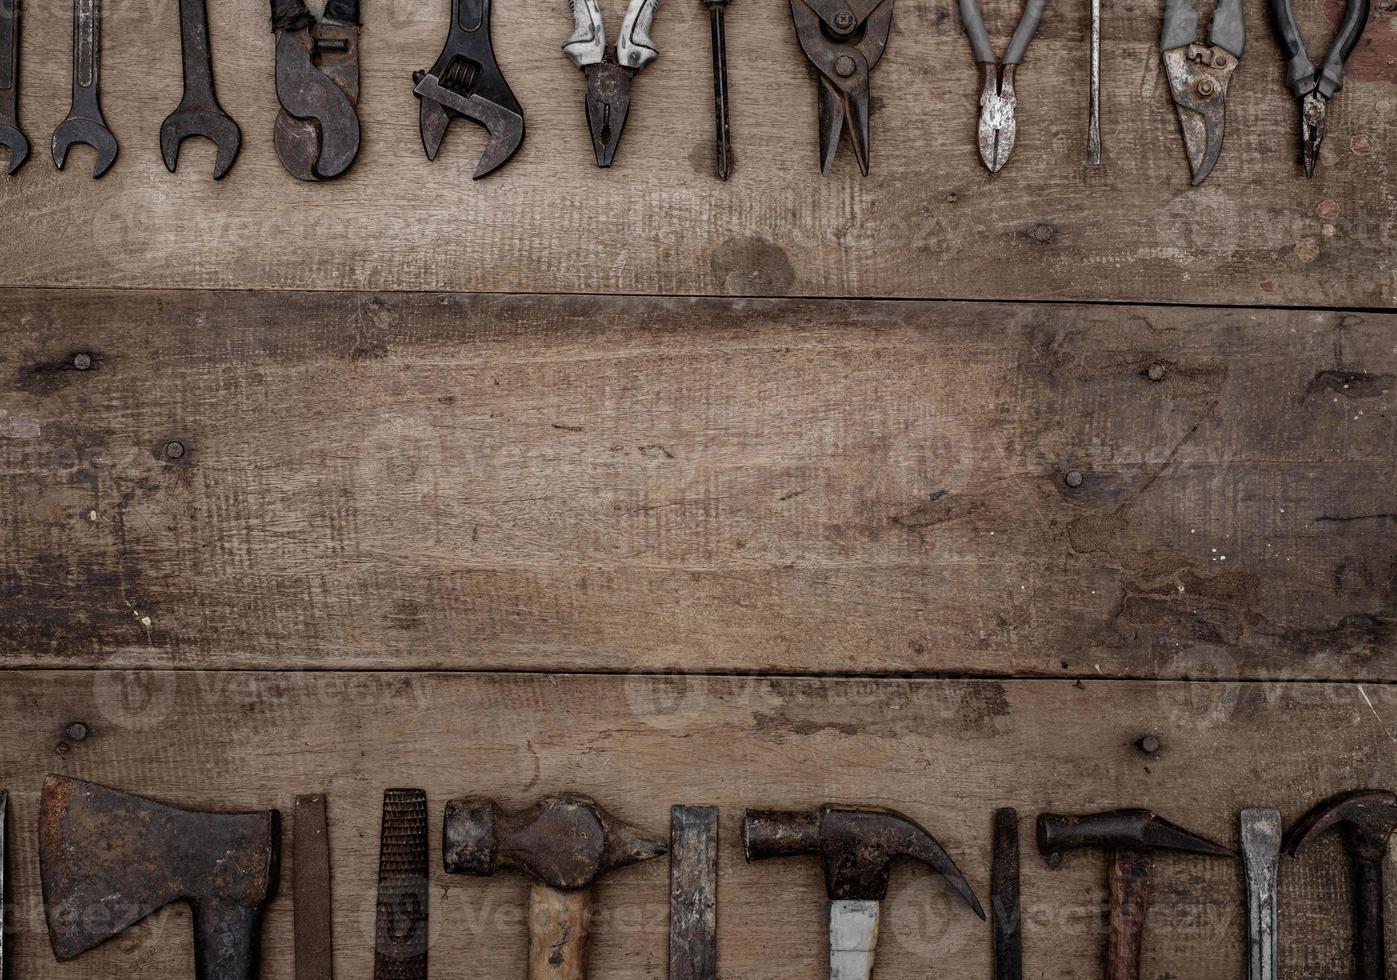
[52, 0, 116, 177]
[160, 0, 240, 179]
[0, 0, 29, 174]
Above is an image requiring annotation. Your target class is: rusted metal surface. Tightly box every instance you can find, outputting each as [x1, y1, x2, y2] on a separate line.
[669, 805, 718, 980]
[159, 0, 240, 179]
[700, 0, 731, 179]
[1286, 789, 1397, 980]
[38, 774, 279, 979]
[991, 808, 1021, 980]
[1037, 810, 1231, 980]
[270, 0, 360, 181]
[373, 789, 428, 980]
[1240, 808, 1280, 980]
[743, 805, 983, 912]
[51, 0, 117, 177]
[0, 790, 7, 980]
[294, 794, 333, 980]
[0, 0, 29, 174]
[443, 795, 666, 890]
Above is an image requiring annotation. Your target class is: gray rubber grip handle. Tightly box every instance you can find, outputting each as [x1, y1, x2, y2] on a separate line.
[1005, 0, 1047, 63]
[960, 0, 997, 64]
[1161, 0, 1198, 49]
[1211, 0, 1245, 55]
[1317, 0, 1370, 96]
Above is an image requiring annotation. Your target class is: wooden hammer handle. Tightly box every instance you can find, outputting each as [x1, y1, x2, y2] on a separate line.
[1107, 850, 1152, 980]
[528, 884, 593, 980]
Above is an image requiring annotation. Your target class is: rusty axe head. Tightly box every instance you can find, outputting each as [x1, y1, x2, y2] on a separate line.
[39, 775, 280, 980]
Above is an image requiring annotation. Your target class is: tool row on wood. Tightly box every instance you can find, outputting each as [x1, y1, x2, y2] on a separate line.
[4, 777, 1393, 980]
[0, 0, 1371, 184]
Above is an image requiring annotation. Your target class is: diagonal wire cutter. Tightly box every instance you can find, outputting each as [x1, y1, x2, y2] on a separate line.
[1271, 0, 1371, 176]
[960, 0, 1047, 172]
[1161, 0, 1243, 184]
[790, 0, 893, 175]
[564, 0, 661, 167]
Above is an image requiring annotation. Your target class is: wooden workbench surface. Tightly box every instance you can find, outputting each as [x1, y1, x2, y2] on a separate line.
[0, 0, 1393, 974]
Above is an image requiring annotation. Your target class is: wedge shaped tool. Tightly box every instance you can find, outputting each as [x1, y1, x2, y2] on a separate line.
[52, 0, 117, 177]
[374, 789, 429, 980]
[272, 0, 361, 180]
[1286, 789, 1397, 980]
[414, 0, 524, 178]
[1270, 0, 1370, 175]
[161, 0, 241, 179]
[790, 0, 893, 175]
[1161, 0, 1242, 184]
[0, 0, 29, 174]
[443, 795, 667, 980]
[564, 0, 661, 167]
[39, 775, 279, 980]
[1037, 809, 1232, 980]
[960, 0, 1047, 172]
[1240, 808, 1280, 980]
[744, 805, 984, 980]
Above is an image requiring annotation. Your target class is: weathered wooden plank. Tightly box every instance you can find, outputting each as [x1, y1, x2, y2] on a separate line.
[1, 288, 1391, 677]
[0, 671, 1391, 979]
[0, 0, 1392, 304]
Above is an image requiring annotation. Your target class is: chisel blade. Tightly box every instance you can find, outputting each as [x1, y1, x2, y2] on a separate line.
[670, 805, 719, 980]
[295, 794, 334, 980]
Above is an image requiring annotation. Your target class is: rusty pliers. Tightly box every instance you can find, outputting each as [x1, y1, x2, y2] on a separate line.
[1270, 0, 1371, 175]
[564, 0, 662, 167]
[271, 0, 361, 180]
[960, 0, 1047, 172]
[1161, 0, 1243, 184]
[790, 0, 893, 175]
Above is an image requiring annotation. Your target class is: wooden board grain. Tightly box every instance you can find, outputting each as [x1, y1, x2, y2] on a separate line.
[1, 288, 1392, 677]
[0, 0, 1393, 304]
[0, 671, 1392, 980]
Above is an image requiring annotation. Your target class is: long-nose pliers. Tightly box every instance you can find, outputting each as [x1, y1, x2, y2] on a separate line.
[960, 0, 1047, 172]
[1160, 0, 1243, 184]
[1270, 0, 1371, 175]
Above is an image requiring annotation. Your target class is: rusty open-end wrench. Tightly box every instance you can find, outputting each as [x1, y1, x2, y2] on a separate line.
[0, 0, 29, 174]
[160, 0, 240, 179]
[52, 0, 116, 177]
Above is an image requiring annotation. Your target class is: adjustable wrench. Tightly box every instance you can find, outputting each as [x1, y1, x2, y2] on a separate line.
[0, 0, 29, 174]
[52, 0, 117, 177]
[160, 0, 240, 179]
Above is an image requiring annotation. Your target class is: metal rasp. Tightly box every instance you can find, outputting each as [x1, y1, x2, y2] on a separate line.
[374, 789, 429, 980]
[1240, 809, 1280, 980]
[295, 794, 334, 980]
[670, 805, 719, 980]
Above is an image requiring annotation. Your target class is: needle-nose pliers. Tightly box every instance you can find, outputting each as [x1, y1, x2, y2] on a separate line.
[564, 0, 661, 167]
[960, 0, 1047, 172]
[1160, 0, 1243, 184]
[1270, 0, 1371, 175]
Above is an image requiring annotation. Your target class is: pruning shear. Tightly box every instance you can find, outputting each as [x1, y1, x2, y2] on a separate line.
[1270, 0, 1371, 175]
[564, 0, 661, 167]
[960, 0, 1047, 172]
[1160, 0, 1243, 184]
[789, 0, 894, 175]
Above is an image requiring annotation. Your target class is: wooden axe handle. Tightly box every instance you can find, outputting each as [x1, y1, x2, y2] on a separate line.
[528, 884, 593, 980]
[1107, 850, 1152, 980]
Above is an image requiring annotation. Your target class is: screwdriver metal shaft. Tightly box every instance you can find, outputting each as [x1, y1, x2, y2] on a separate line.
[1088, 0, 1101, 164]
[702, 0, 732, 179]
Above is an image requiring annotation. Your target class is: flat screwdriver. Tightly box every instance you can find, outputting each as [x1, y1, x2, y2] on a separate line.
[701, 0, 733, 179]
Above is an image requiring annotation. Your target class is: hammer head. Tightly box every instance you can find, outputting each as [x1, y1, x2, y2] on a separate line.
[39, 775, 279, 978]
[742, 805, 984, 917]
[1286, 789, 1397, 864]
[1037, 809, 1233, 868]
[442, 795, 666, 891]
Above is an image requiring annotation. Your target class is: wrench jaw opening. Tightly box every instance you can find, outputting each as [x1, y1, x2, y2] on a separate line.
[51, 118, 117, 178]
[273, 23, 361, 181]
[160, 110, 242, 180]
[0, 127, 28, 175]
